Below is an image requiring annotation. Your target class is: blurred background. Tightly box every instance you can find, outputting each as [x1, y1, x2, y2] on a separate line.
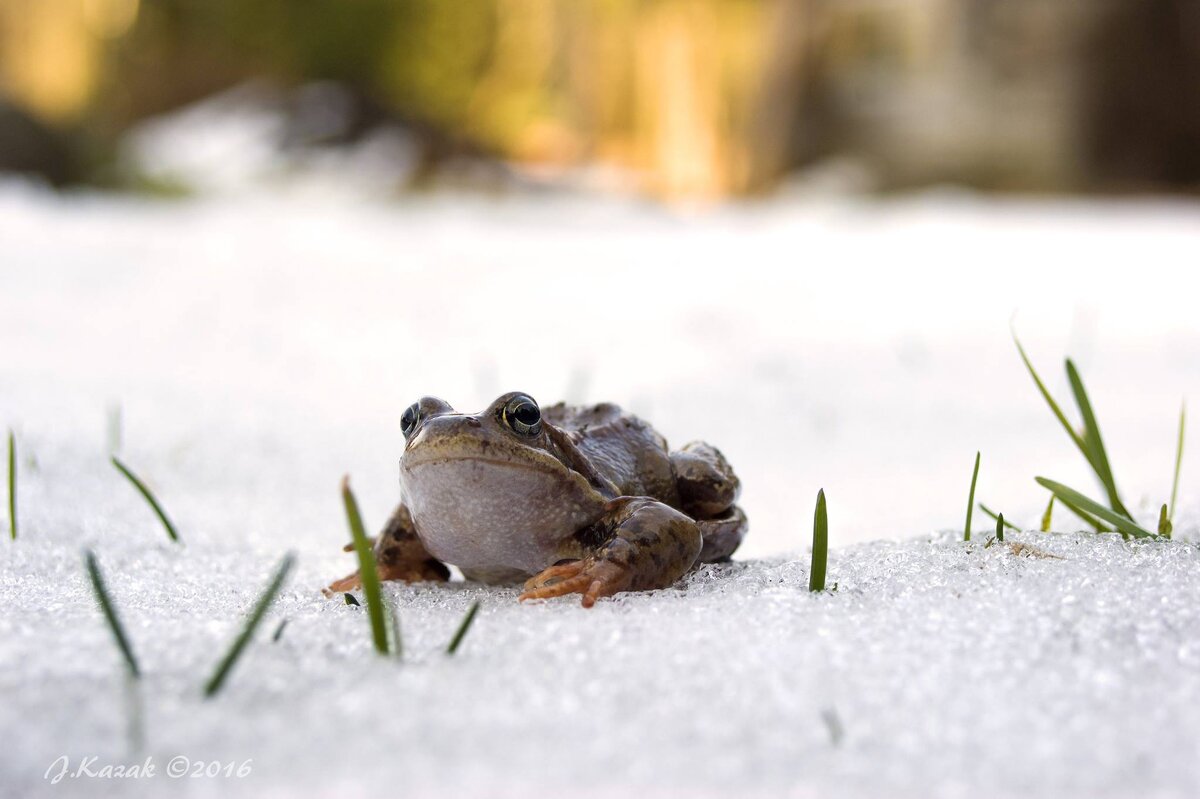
[1, 0, 1198, 198]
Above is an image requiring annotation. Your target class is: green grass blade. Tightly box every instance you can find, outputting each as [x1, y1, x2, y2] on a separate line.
[1013, 333, 1088, 455]
[84, 550, 140, 679]
[1040, 495, 1054, 532]
[1170, 401, 1185, 522]
[446, 600, 481, 655]
[204, 552, 295, 698]
[996, 512, 1005, 543]
[7, 430, 15, 540]
[810, 488, 828, 591]
[342, 477, 389, 655]
[1158, 504, 1172, 538]
[1065, 359, 1131, 519]
[272, 619, 288, 643]
[964, 452, 980, 542]
[978, 503, 1020, 532]
[1034, 477, 1154, 538]
[111, 457, 180, 543]
[1054, 493, 1111, 533]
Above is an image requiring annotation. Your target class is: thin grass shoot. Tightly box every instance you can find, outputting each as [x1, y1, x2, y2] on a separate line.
[1158, 504, 1172, 538]
[446, 601, 481, 656]
[809, 489, 828, 591]
[1065, 359, 1131, 519]
[84, 550, 140, 679]
[964, 452, 980, 542]
[1013, 333, 1088, 454]
[204, 552, 295, 698]
[341, 477, 389, 655]
[6, 429, 14, 540]
[111, 457, 180, 543]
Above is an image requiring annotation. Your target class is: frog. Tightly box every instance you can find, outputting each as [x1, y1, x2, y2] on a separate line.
[326, 392, 747, 607]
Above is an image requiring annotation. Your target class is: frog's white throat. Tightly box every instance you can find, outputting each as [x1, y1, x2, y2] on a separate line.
[400, 457, 603, 577]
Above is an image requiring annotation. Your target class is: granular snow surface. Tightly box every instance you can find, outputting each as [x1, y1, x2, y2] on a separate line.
[2, 183, 1200, 798]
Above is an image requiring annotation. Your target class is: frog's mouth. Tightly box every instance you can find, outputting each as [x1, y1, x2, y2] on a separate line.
[404, 453, 562, 473]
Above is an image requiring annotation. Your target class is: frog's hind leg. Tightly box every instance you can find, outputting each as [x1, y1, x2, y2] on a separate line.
[520, 497, 702, 608]
[324, 503, 449, 596]
[669, 441, 747, 562]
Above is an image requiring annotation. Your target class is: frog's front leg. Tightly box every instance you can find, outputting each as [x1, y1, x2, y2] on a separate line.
[520, 497, 702, 608]
[325, 503, 449, 595]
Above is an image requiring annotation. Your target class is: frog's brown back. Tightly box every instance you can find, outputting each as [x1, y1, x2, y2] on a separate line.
[542, 402, 682, 508]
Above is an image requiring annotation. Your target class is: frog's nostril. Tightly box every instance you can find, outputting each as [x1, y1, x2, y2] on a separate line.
[465, 417, 482, 428]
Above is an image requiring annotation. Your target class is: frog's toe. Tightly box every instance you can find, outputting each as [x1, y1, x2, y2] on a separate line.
[323, 571, 363, 596]
[522, 560, 585, 590]
[519, 559, 630, 608]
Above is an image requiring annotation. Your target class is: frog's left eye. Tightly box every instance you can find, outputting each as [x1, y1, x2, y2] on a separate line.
[503, 395, 542, 436]
[401, 403, 420, 438]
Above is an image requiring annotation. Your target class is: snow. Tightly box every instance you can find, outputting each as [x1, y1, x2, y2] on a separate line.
[2, 180, 1200, 798]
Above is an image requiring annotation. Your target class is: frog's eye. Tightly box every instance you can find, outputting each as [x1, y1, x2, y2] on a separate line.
[503, 395, 542, 436]
[401, 403, 420, 438]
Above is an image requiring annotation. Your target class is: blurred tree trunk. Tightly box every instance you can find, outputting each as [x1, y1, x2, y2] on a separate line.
[1081, 0, 1200, 189]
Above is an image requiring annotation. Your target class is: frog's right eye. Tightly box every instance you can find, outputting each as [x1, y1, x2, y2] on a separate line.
[401, 403, 420, 438]
[502, 394, 542, 436]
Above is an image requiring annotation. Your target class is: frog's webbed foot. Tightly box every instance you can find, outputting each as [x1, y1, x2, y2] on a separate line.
[324, 503, 449, 598]
[519, 497, 702, 608]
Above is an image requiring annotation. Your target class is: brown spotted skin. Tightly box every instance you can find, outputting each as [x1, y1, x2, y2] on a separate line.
[327, 394, 747, 606]
[670, 441, 740, 518]
[538, 401, 748, 572]
[373, 504, 452, 582]
[520, 498, 702, 607]
[542, 402, 682, 505]
[325, 504, 449, 594]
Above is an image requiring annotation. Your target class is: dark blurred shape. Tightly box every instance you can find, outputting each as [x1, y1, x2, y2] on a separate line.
[283, 82, 381, 149]
[0, 100, 76, 186]
[1082, 0, 1200, 190]
[277, 82, 514, 191]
